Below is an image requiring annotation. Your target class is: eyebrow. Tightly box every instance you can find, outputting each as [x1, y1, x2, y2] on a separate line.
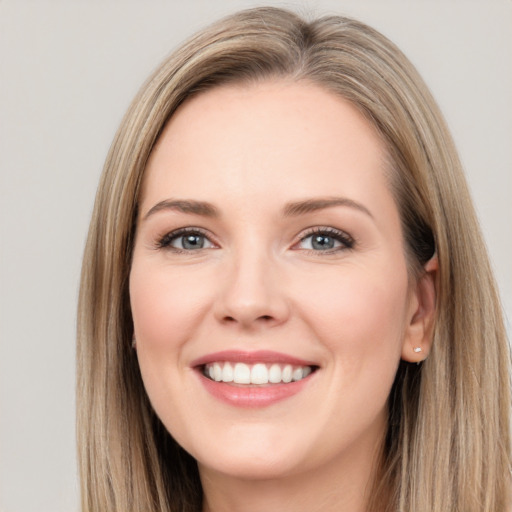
[142, 196, 373, 221]
[142, 199, 219, 221]
[283, 197, 373, 218]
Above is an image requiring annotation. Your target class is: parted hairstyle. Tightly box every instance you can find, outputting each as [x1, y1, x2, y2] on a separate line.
[77, 6, 511, 512]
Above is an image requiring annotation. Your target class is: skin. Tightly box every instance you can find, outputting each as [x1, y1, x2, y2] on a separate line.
[129, 80, 437, 512]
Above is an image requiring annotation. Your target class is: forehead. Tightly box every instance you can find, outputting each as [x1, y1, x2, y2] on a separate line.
[141, 80, 392, 216]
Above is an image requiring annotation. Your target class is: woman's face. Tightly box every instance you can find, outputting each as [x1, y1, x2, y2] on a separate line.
[130, 81, 429, 482]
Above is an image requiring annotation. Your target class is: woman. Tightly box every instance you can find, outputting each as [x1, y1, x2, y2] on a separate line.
[77, 7, 511, 512]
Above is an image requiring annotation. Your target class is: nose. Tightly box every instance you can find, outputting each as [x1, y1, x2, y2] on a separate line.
[214, 250, 290, 330]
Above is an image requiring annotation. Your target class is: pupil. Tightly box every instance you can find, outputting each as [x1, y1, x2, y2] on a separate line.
[182, 234, 204, 250]
[312, 235, 334, 250]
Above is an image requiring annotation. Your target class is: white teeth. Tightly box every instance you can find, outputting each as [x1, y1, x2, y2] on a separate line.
[268, 364, 282, 383]
[233, 363, 251, 384]
[213, 363, 222, 382]
[204, 362, 314, 385]
[282, 364, 292, 383]
[251, 363, 268, 384]
[222, 362, 234, 382]
[292, 367, 304, 381]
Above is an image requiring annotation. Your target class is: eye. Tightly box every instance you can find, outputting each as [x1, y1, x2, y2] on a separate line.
[295, 228, 354, 252]
[157, 228, 215, 252]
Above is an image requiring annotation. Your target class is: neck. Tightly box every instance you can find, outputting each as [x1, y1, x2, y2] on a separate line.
[200, 435, 385, 512]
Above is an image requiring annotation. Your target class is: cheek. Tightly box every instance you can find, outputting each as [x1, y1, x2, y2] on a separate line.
[301, 264, 409, 432]
[128, 263, 214, 429]
[129, 263, 213, 358]
[296, 263, 409, 368]
[130, 263, 205, 343]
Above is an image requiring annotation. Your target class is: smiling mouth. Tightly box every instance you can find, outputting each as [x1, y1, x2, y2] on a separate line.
[202, 362, 317, 385]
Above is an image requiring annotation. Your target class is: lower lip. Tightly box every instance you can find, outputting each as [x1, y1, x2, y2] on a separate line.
[197, 372, 313, 408]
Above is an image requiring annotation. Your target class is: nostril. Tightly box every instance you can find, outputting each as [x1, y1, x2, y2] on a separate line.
[222, 314, 275, 324]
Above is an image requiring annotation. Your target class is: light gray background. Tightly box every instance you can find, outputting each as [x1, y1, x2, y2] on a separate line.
[1, 1, 510, 511]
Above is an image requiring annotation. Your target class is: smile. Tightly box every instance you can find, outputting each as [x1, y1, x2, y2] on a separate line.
[203, 362, 313, 385]
[192, 350, 319, 407]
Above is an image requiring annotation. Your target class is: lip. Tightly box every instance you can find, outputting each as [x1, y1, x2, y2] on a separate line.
[191, 350, 318, 408]
[190, 350, 318, 367]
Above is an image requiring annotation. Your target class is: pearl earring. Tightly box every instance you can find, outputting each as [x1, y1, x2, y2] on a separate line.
[131, 336, 136, 349]
[413, 347, 422, 353]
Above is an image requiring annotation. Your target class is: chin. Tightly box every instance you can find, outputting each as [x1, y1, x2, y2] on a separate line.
[188, 429, 311, 481]
[198, 450, 302, 481]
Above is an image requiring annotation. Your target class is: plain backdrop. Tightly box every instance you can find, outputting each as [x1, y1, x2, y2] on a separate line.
[1, 1, 510, 511]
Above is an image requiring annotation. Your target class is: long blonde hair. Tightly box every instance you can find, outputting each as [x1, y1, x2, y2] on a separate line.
[77, 7, 511, 511]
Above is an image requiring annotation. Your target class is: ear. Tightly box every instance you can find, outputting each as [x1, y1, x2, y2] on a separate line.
[401, 255, 438, 363]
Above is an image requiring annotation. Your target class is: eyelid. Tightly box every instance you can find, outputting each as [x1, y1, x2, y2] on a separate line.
[156, 226, 218, 251]
[292, 226, 355, 252]
[154, 225, 354, 253]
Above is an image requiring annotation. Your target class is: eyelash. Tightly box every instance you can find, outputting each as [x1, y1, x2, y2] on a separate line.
[296, 227, 355, 253]
[155, 226, 355, 254]
[156, 227, 214, 253]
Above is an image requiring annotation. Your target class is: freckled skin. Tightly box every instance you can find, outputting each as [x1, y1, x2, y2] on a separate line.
[129, 81, 433, 512]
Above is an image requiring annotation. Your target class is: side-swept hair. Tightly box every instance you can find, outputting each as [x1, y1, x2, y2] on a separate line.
[77, 7, 511, 511]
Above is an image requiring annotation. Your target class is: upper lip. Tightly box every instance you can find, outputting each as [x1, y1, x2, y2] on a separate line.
[190, 350, 319, 368]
